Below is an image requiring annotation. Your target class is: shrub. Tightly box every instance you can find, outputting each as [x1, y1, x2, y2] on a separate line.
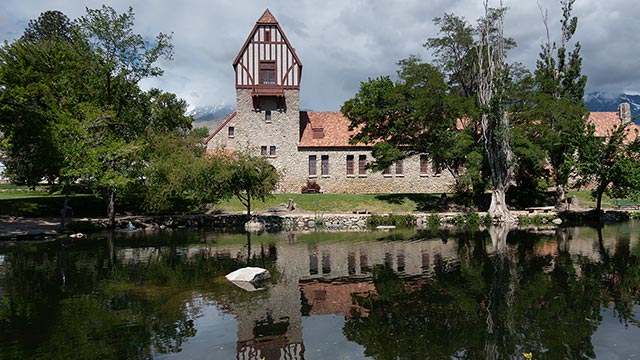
[428, 213, 441, 228]
[301, 180, 321, 193]
[368, 214, 416, 227]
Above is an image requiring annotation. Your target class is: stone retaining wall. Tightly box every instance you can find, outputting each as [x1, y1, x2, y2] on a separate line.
[98, 212, 559, 233]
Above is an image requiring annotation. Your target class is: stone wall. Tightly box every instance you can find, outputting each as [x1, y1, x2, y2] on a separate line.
[207, 89, 301, 177]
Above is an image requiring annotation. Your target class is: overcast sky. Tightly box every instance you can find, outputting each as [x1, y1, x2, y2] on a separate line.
[1, 0, 638, 111]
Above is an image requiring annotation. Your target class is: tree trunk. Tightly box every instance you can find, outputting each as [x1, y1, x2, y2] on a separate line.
[484, 112, 515, 223]
[60, 193, 70, 230]
[488, 188, 513, 223]
[246, 193, 251, 217]
[107, 190, 116, 228]
[476, 1, 514, 223]
[595, 188, 603, 212]
[556, 183, 566, 206]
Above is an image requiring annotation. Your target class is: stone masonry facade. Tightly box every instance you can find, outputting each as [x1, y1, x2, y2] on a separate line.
[206, 88, 456, 194]
[205, 9, 456, 194]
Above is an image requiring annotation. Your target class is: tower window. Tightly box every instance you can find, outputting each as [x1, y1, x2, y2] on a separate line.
[261, 146, 267, 156]
[265, 110, 271, 122]
[228, 126, 235, 137]
[259, 61, 276, 85]
[269, 146, 276, 157]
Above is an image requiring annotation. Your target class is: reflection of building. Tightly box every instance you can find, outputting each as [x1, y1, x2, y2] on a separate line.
[211, 233, 462, 359]
[115, 229, 638, 359]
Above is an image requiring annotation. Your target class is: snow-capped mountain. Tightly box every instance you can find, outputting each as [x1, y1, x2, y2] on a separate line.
[186, 103, 235, 122]
[586, 92, 640, 123]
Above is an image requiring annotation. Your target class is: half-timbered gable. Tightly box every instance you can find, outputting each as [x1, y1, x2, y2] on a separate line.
[233, 9, 302, 109]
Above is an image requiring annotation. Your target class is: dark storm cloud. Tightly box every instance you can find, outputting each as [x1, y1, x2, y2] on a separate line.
[2, 0, 638, 110]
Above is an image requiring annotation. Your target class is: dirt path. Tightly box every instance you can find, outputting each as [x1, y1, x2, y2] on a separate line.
[0, 216, 61, 238]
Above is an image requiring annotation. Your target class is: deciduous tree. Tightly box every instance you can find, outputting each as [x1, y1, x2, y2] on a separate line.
[223, 149, 281, 216]
[576, 124, 640, 211]
[528, 0, 589, 205]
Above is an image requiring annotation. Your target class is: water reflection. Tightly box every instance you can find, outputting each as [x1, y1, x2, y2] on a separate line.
[0, 224, 638, 359]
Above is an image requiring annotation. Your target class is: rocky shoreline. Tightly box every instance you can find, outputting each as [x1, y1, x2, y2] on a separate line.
[0, 208, 634, 241]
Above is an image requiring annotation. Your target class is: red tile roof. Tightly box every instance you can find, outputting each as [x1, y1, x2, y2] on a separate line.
[299, 111, 368, 147]
[205, 110, 639, 149]
[588, 112, 640, 143]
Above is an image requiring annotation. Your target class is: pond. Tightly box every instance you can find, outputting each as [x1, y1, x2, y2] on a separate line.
[0, 222, 639, 359]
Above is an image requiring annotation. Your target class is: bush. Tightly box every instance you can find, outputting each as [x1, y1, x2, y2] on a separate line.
[301, 180, 321, 193]
[428, 213, 441, 228]
[368, 214, 416, 227]
[518, 214, 557, 226]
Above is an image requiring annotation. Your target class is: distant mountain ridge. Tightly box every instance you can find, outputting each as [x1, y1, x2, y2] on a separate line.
[586, 92, 640, 123]
[186, 103, 235, 122]
[186, 104, 235, 132]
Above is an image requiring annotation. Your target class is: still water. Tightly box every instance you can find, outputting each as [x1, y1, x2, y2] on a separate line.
[0, 223, 639, 359]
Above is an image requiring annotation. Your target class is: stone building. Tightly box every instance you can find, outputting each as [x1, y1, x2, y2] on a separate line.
[204, 9, 454, 194]
[205, 9, 639, 195]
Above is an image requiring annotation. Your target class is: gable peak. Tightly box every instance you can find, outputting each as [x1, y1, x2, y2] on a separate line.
[257, 9, 278, 24]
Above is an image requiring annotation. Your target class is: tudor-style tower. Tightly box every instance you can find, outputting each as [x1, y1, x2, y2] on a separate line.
[233, 9, 302, 111]
[206, 10, 302, 189]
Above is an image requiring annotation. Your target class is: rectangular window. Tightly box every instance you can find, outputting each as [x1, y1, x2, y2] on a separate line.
[420, 155, 429, 175]
[432, 160, 442, 176]
[265, 110, 271, 122]
[382, 166, 391, 176]
[259, 61, 276, 85]
[321, 155, 329, 176]
[264, 29, 271, 42]
[228, 126, 234, 137]
[309, 155, 317, 176]
[346, 155, 354, 175]
[396, 160, 404, 175]
[261, 146, 267, 156]
[358, 155, 367, 175]
[269, 146, 276, 157]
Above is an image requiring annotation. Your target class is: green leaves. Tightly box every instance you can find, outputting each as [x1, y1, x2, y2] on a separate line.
[577, 123, 640, 210]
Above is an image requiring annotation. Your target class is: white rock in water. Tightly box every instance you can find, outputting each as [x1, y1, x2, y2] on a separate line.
[225, 267, 270, 291]
[244, 220, 265, 232]
[552, 218, 563, 225]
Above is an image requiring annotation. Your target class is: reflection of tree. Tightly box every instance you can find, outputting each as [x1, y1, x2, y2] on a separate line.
[595, 226, 640, 327]
[343, 225, 640, 359]
[0, 235, 280, 359]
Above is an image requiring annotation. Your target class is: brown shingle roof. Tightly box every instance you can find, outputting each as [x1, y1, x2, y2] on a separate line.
[588, 112, 640, 143]
[299, 111, 368, 147]
[257, 9, 278, 24]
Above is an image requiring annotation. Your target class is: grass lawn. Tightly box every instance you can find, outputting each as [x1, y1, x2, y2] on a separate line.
[0, 193, 106, 217]
[566, 190, 614, 209]
[0, 182, 622, 218]
[215, 193, 447, 214]
[0, 183, 49, 198]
